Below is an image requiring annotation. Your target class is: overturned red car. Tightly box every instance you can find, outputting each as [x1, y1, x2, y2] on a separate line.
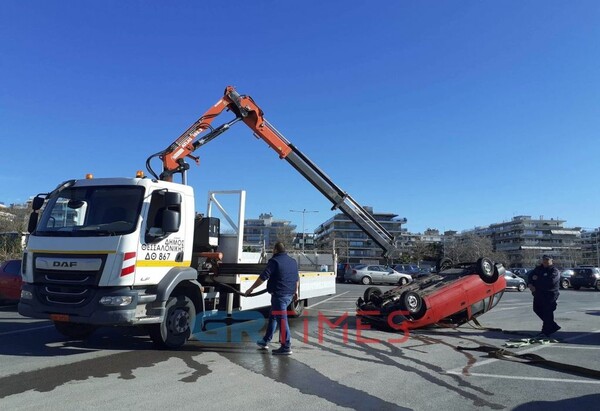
[356, 257, 506, 330]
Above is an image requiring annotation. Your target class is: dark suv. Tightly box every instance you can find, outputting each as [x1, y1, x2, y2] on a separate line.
[569, 266, 600, 291]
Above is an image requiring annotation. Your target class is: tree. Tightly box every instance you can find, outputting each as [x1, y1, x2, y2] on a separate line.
[0, 206, 29, 261]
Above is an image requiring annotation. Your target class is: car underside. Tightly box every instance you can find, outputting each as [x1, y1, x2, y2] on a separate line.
[356, 257, 507, 331]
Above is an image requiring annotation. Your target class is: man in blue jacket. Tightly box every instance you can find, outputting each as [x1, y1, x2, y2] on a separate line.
[527, 255, 561, 337]
[245, 242, 299, 355]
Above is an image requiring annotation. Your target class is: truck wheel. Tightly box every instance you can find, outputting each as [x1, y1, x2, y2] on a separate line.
[476, 257, 498, 284]
[149, 295, 196, 349]
[288, 298, 305, 317]
[361, 276, 372, 285]
[53, 322, 97, 340]
[400, 291, 426, 320]
[363, 287, 382, 303]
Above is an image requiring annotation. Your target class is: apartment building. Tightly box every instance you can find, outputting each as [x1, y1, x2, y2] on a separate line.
[314, 206, 407, 264]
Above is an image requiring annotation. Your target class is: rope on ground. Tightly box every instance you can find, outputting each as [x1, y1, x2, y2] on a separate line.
[457, 345, 600, 380]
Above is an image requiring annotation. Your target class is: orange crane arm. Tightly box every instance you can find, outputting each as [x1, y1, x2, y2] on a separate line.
[160, 86, 292, 181]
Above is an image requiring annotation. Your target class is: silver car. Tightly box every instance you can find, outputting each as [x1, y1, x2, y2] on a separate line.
[345, 264, 412, 285]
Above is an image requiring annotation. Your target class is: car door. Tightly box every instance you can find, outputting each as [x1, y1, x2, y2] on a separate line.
[382, 268, 399, 284]
[367, 265, 383, 283]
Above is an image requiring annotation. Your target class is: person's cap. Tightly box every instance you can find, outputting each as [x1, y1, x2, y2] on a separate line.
[542, 254, 553, 260]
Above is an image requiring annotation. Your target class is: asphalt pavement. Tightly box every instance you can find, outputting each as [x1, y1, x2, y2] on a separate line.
[0, 283, 599, 410]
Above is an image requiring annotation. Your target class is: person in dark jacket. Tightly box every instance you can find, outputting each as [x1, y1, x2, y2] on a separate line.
[527, 255, 561, 337]
[245, 242, 299, 355]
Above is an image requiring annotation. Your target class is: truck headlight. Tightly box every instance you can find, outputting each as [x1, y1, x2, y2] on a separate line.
[21, 290, 33, 300]
[100, 296, 133, 306]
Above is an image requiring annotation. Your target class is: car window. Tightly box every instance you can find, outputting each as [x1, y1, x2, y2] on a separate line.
[354, 264, 367, 270]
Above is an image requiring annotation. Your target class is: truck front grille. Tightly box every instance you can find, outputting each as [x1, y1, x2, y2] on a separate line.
[32, 253, 107, 307]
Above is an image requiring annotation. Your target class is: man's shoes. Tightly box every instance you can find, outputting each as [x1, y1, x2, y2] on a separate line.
[256, 339, 269, 349]
[272, 346, 292, 355]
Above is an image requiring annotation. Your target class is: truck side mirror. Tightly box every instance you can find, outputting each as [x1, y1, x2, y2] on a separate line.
[164, 192, 182, 207]
[28, 211, 39, 234]
[161, 209, 180, 233]
[32, 195, 45, 211]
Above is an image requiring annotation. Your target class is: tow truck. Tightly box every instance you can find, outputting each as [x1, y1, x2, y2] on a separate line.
[19, 86, 506, 348]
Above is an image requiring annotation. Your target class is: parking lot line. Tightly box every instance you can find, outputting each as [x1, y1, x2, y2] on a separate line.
[307, 291, 350, 309]
[446, 328, 600, 376]
[0, 324, 54, 336]
[445, 372, 600, 384]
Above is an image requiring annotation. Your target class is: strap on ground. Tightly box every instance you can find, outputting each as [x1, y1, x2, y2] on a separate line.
[466, 318, 551, 338]
[457, 345, 600, 380]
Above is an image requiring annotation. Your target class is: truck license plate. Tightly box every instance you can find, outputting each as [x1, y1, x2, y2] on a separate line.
[50, 314, 70, 322]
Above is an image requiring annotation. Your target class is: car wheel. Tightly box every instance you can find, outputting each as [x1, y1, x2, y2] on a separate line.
[53, 322, 97, 340]
[476, 257, 498, 284]
[398, 277, 409, 286]
[361, 276, 372, 285]
[400, 291, 426, 320]
[363, 287, 382, 304]
[560, 279, 570, 289]
[436, 257, 453, 273]
[148, 294, 196, 349]
[595, 282, 600, 292]
[517, 283, 526, 292]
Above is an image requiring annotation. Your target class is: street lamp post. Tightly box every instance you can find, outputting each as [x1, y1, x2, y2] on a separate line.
[290, 209, 318, 253]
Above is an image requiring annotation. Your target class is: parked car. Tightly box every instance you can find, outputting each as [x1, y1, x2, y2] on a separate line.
[512, 268, 531, 281]
[357, 257, 507, 331]
[0, 259, 22, 303]
[569, 266, 600, 291]
[392, 264, 420, 275]
[560, 269, 574, 289]
[345, 264, 412, 285]
[503, 271, 526, 292]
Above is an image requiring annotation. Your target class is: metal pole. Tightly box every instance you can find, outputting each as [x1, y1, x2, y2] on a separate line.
[596, 228, 599, 267]
[290, 209, 318, 253]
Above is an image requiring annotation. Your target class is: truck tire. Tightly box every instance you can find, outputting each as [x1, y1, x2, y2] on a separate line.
[148, 294, 196, 349]
[476, 257, 498, 284]
[53, 321, 97, 340]
[288, 298, 305, 317]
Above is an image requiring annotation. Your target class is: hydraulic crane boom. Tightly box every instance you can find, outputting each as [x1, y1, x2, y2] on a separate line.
[148, 86, 400, 258]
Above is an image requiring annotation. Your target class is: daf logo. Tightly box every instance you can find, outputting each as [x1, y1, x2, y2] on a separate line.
[53, 261, 78, 268]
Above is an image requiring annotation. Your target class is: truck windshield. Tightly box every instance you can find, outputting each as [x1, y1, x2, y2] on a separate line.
[35, 186, 144, 237]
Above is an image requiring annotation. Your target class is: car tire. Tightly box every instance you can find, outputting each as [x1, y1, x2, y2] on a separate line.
[148, 294, 196, 349]
[361, 276, 372, 285]
[436, 257, 453, 273]
[560, 279, 570, 289]
[476, 257, 498, 284]
[595, 282, 600, 292]
[398, 277, 409, 286]
[363, 287, 382, 303]
[53, 322, 97, 340]
[517, 283, 526, 292]
[400, 291, 426, 320]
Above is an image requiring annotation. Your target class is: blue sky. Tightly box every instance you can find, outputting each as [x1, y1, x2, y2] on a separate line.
[1, 1, 599, 234]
